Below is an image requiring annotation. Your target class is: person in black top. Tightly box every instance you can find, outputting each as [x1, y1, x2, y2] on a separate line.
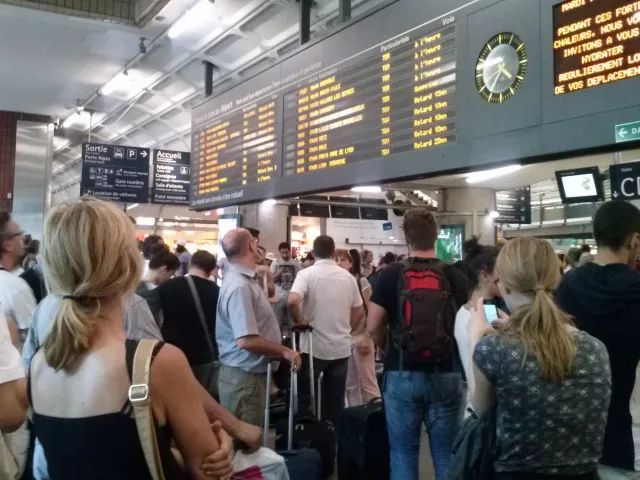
[556, 201, 640, 477]
[158, 250, 221, 399]
[367, 208, 467, 480]
[137, 246, 179, 324]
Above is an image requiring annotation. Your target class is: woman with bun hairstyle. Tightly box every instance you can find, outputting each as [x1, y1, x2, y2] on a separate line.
[453, 236, 500, 412]
[27, 198, 230, 479]
[467, 237, 611, 479]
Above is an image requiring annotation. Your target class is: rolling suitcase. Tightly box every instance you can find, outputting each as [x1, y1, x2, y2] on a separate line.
[265, 361, 322, 480]
[337, 398, 390, 480]
[275, 325, 336, 479]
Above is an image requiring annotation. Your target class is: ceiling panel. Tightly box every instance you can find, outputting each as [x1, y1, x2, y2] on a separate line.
[204, 33, 254, 65]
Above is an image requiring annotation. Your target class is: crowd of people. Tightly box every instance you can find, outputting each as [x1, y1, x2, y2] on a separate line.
[0, 196, 638, 480]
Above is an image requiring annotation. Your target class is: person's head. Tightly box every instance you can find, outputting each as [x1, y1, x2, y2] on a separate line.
[0, 211, 24, 265]
[142, 234, 164, 260]
[463, 236, 500, 299]
[25, 239, 40, 256]
[593, 201, 640, 265]
[148, 248, 179, 284]
[247, 227, 261, 244]
[279, 242, 291, 261]
[496, 237, 574, 383]
[313, 235, 335, 260]
[256, 245, 266, 264]
[379, 251, 397, 267]
[396, 254, 406, 263]
[175, 243, 187, 254]
[190, 250, 217, 277]
[41, 197, 141, 370]
[361, 249, 373, 266]
[302, 252, 315, 268]
[566, 248, 582, 268]
[403, 208, 438, 252]
[221, 228, 255, 264]
[578, 253, 594, 267]
[580, 244, 591, 254]
[334, 249, 353, 272]
[349, 249, 362, 276]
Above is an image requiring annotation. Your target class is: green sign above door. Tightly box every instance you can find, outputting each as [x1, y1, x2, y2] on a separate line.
[615, 122, 640, 143]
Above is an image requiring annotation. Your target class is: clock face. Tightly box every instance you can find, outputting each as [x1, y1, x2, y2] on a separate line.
[476, 33, 527, 104]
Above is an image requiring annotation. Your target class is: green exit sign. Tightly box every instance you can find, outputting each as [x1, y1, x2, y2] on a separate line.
[615, 122, 640, 143]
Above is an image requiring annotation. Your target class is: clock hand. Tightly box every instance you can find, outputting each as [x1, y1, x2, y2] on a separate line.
[498, 64, 513, 79]
[490, 69, 502, 92]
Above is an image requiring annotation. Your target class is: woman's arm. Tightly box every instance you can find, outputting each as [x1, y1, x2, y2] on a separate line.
[151, 344, 222, 480]
[470, 362, 494, 417]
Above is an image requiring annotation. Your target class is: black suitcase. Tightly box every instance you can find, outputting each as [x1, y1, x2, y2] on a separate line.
[337, 398, 390, 480]
[275, 326, 336, 479]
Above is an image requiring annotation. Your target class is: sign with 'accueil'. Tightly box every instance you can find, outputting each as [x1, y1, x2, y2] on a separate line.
[610, 162, 640, 201]
[152, 149, 191, 205]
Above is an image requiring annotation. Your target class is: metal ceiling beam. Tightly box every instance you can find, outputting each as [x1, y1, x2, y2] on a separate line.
[300, 0, 312, 45]
[339, 0, 351, 22]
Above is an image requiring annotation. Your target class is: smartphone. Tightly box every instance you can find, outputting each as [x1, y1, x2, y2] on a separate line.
[483, 301, 499, 323]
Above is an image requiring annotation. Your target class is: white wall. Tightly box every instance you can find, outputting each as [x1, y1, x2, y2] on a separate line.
[325, 216, 409, 260]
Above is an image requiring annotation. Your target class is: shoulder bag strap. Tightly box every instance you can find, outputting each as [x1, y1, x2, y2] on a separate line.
[129, 339, 165, 480]
[186, 276, 215, 355]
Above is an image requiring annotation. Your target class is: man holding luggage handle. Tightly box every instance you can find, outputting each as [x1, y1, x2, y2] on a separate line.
[216, 228, 301, 429]
[367, 208, 468, 480]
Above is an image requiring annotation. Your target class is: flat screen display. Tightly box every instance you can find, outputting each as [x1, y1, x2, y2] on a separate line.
[555, 167, 604, 204]
[553, 0, 640, 95]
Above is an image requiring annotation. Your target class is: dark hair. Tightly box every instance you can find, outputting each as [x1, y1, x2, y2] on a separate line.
[304, 252, 315, 262]
[175, 244, 187, 254]
[396, 254, 406, 263]
[463, 237, 499, 293]
[279, 242, 291, 251]
[566, 248, 582, 266]
[148, 250, 180, 271]
[348, 249, 362, 276]
[380, 252, 397, 265]
[580, 244, 591, 254]
[594, 201, 640, 251]
[258, 245, 266, 254]
[25, 239, 40, 255]
[247, 227, 260, 239]
[403, 208, 438, 251]
[190, 250, 217, 275]
[313, 235, 335, 259]
[142, 235, 163, 260]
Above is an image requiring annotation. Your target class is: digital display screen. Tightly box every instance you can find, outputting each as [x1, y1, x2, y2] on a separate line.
[553, 0, 640, 95]
[191, 21, 457, 205]
[282, 24, 457, 176]
[555, 166, 604, 204]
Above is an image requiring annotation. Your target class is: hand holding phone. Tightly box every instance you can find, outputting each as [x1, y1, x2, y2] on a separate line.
[483, 301, 499, 323]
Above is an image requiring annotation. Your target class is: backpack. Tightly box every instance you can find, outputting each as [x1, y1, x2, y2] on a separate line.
[394, 259, 455, 368]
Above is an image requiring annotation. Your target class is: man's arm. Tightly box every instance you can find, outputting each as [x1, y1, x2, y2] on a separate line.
[350, 306, 365, 330]
[366, 302, 388, 349]
[287, 292, 304, 325]
[0, 378, 27, 433]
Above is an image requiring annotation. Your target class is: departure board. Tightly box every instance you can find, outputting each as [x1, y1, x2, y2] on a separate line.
[282, 23, 457, 176]
[192, 94, 280, 197]
[553, 0, 640, 95]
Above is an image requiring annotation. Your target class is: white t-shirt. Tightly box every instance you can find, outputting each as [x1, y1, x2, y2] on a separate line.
[0, 305, 23, 385]
[290, 259, 363, 360]
[0, 270, 36, 331]
[454, 306, 473, 412]
[270, 258, 301, 297]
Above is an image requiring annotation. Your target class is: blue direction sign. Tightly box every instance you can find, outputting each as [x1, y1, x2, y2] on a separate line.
[151, 149, 190, 206]
[81, 143, 150, 203]
[610, 162, 640, 201]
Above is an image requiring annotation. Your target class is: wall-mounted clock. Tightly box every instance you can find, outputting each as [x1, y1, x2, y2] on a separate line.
[476, 32, 527, 104]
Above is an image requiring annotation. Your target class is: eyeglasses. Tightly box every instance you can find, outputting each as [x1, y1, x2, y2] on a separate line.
[4, 231, 23, 239]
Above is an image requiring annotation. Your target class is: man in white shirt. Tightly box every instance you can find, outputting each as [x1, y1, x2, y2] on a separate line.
[288, 235, 364, 427]
[0, 306, 26, 434]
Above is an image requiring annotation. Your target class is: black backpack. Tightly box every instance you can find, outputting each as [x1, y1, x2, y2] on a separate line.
[393, 259, 455, 368]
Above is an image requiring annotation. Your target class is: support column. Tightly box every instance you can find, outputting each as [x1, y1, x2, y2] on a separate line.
[439, 187, 496, 246]
[239, 202, 289, 254]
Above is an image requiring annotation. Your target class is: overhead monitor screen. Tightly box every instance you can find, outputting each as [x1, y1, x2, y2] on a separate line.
[555, 166, 604, 204]
[553, 0, 640, 95]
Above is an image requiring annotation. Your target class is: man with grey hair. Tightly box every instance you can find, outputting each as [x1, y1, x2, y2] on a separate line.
[216, 228, 300, 427]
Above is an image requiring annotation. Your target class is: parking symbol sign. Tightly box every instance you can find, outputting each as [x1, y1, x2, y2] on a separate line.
[127, 148, 138, 160]
[113, 147, 125, 159]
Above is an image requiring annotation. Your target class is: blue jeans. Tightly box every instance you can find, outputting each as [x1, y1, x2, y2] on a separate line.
[383, 371, 463, 480]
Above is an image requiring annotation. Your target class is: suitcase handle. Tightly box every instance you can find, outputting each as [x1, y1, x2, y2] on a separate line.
[292, 324, 314, 333]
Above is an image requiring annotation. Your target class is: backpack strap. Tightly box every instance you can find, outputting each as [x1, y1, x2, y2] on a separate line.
[129, 339, 166, 480]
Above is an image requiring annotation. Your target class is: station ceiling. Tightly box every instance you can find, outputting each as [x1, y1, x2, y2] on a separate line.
[0, 0, 385, 204]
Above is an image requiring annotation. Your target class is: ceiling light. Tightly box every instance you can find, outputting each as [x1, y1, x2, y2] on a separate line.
[126, 203, 139, 210]
[263, 199, 277, 206]
[389, 236, 395, 240]
[352, 186, 382, 193]
[466, 165, 522, 184]
[100, 71, 141, 96]
[61, 110, 90, 129]
[489, 210, 500, 219]
[168, 0, 211, 39]
[203, 211, 211, 216]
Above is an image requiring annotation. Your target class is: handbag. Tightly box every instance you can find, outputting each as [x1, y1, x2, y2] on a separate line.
[233, 447, 290, 480]
[129, 338, 166, 480]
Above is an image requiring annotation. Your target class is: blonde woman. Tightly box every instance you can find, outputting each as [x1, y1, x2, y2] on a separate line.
[335, 249, 381, 406]
[27, 198, 229, 480]
[467, 237, 611, 479]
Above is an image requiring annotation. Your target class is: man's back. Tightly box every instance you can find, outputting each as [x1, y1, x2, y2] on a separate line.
[556, 262, 640, 471]
[290, 259, 361, 361]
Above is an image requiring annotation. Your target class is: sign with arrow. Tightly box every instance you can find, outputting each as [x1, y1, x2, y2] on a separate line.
[495, 186, 531, 224]
[615, 121, 640, 143]
[610, 161, 640, 201]
[80, 142, 150, 203]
